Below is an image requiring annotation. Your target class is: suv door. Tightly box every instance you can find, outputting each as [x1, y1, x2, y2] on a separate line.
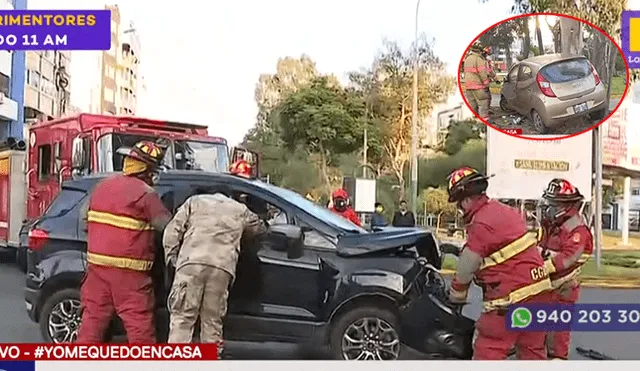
[224, 185, 324, 342]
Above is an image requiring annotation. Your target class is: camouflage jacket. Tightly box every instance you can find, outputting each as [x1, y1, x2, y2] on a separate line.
[162, 193, 267, 278]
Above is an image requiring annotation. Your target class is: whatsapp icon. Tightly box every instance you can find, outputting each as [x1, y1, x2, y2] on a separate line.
[510, 307, 532, 329]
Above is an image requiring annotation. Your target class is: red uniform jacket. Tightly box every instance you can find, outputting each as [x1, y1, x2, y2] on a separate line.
[86, 174, 170, 272]
[451, 195, 551, 311]
[331, 206, 362, 226]
[540, 209, 593, 289]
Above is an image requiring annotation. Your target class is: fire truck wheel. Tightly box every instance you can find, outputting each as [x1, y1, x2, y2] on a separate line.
[15, 246, 27, 272]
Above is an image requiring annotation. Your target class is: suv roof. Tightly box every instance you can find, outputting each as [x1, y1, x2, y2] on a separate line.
[63, 170, 254, 191]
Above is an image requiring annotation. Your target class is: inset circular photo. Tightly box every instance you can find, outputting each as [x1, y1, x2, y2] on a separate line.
[458, 13, 630, 139]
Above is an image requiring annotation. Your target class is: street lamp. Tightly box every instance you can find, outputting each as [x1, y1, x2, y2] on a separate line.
[410, 0, 421, 216]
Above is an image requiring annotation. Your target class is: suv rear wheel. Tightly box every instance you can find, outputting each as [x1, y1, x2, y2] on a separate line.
[329, 306, 401, 360]
[39, 288, 82, 343]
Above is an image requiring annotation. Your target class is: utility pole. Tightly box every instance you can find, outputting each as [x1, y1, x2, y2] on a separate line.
[410, 0, 422, 215]
[363, 128, 368, 178]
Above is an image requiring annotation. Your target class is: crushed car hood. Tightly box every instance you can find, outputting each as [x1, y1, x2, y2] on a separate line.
[336, 227, 442, 269]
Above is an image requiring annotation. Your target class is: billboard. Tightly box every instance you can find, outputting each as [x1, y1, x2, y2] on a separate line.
[602, 83, 640, 171]
[486, 130, 593, 201]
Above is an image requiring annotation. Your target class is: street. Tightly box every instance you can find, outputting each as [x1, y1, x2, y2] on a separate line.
[1, 260, 639, 360]
[488, 95, 621, 135]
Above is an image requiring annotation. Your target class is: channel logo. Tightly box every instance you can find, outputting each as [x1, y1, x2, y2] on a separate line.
[622, 10, 640, 68]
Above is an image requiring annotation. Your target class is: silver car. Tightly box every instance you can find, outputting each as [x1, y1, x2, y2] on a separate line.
[500, 54, 607, 134]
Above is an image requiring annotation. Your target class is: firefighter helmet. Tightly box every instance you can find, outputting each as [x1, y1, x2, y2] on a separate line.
[116, 141, 164, 168]
[230, 160, 252, 178]
[447, 167, 491, 202]
[331, 188, 349, 200]
[542, 178, 584, 203]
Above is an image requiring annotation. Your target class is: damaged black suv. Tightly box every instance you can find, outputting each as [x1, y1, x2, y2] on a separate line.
[24, 170, 474, 360]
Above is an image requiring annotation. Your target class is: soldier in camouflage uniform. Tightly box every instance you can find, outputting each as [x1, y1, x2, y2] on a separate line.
[162, 191, 266, 354]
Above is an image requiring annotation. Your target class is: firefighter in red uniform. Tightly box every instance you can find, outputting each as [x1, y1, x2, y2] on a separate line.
[446, 167, 552, 360]
[330, 188, 361, 226]
[538, 178, 593, 360]
[230, 159, 253, 178]
[77, 141, 172, 343]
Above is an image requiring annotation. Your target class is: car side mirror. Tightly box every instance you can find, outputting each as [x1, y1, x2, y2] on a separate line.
[440, 242, 461, 257]
[268, 224, 304, 259]
[71, 137, 86, 170]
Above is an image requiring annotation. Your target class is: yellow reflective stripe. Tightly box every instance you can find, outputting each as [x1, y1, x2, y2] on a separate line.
[479, 232, 538, 270]
[536, 227, 543, 242]
[551, 267, 580, 289]
[577, 253, 591, 264]
[544, 259, 556, 274]
[87, 252, 153, 271]
[483, 278, 552, 312]
[87, 210, 153, 231]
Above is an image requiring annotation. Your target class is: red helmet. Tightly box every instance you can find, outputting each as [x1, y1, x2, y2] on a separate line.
[116, 140, 164, 168]
[230, 160, 252, 178]
[331, 188, 349, 200]
[542, 178, 584, 203]
[447, 167, 490, 202]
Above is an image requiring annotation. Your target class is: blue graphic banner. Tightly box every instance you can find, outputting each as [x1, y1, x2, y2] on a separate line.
[0, 361, 34, 371]
[0, 10, 111, 51]
[506, 303, 640, 332]
[622, 10, 640, 69]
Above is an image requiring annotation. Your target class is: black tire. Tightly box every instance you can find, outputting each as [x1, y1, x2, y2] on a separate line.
[499, 96, 510, 112]
[329, 306, 401, 360]
[531, 109, 549, 134]
[39, 288, 82, 343]
[39, 288, 115, 343]
[590, 108, 606, 121]
[15, 246, 27, 273]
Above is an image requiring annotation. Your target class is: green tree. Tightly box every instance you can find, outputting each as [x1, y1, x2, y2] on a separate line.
[443, 118, 486, 155]
[421, 187, 457, 216]
[275, 77, 366, 194]
[419, 139, 487, 189]
[349, 36, 456, 200]
[478, 20, 520, 68]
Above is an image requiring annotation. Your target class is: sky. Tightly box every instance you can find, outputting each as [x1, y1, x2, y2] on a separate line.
[31, 0, 516, 145]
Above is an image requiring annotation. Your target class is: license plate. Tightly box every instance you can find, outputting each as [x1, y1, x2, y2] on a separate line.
[573, 103, 588, 114]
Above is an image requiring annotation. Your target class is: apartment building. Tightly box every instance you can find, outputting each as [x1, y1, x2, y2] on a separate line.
[0, 0, 20, 136]
[24, 50, 72, 122]
[117, 23, 142, 115]
[422, 87, 474, 148]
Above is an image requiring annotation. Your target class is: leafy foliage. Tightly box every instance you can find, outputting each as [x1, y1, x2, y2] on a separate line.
[421, 187, 457, 216]
[443, 119, 486, 155]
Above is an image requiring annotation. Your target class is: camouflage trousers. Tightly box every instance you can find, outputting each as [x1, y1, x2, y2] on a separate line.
[464, 89, 490, 119]
[168, 264, 232, 344]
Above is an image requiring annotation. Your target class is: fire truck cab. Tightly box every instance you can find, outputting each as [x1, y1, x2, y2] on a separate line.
[0, 114, 258, 265]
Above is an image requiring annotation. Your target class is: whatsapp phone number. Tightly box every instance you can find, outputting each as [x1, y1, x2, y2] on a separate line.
[534, 309, 640, 325]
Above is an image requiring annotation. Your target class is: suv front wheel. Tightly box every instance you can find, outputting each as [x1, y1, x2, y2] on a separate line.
[329, 306, 402, 360]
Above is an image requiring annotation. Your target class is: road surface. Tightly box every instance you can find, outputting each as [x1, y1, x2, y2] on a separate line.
[487, 95, 621, 135]
[0, 257, 638, 360]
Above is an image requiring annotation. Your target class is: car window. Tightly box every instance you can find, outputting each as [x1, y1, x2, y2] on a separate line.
[508, 65, 519, 81]
[540, 58, 591, 83]
[46, 189, 86, 217]
[519, 65, 533, 80]
[298, 220, 336, 249]
[232, 190, 287, 223]
[253, 181, 367, 233]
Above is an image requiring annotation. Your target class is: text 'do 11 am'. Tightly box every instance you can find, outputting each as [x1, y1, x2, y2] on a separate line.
[507, 303, 640, 332]
[0, 34, 67, 47]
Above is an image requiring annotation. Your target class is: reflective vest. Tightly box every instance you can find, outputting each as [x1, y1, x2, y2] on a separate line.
[475, 227, 551, 312]
[541, 214, 593, 289]
[463, 52, 490, 90]
[86, 175, 158, 272]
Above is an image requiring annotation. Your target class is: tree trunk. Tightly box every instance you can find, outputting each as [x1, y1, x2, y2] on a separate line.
[535, 16, 544, 55]
[560, 17, 583, 57]
[316, 144, 332, 197]
[506, 46, 513, 68]
[522, 22, 531, 59]
[398, 178, 406, 201]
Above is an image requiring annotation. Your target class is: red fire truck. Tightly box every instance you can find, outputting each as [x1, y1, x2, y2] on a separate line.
[0, 114, 257, 268]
